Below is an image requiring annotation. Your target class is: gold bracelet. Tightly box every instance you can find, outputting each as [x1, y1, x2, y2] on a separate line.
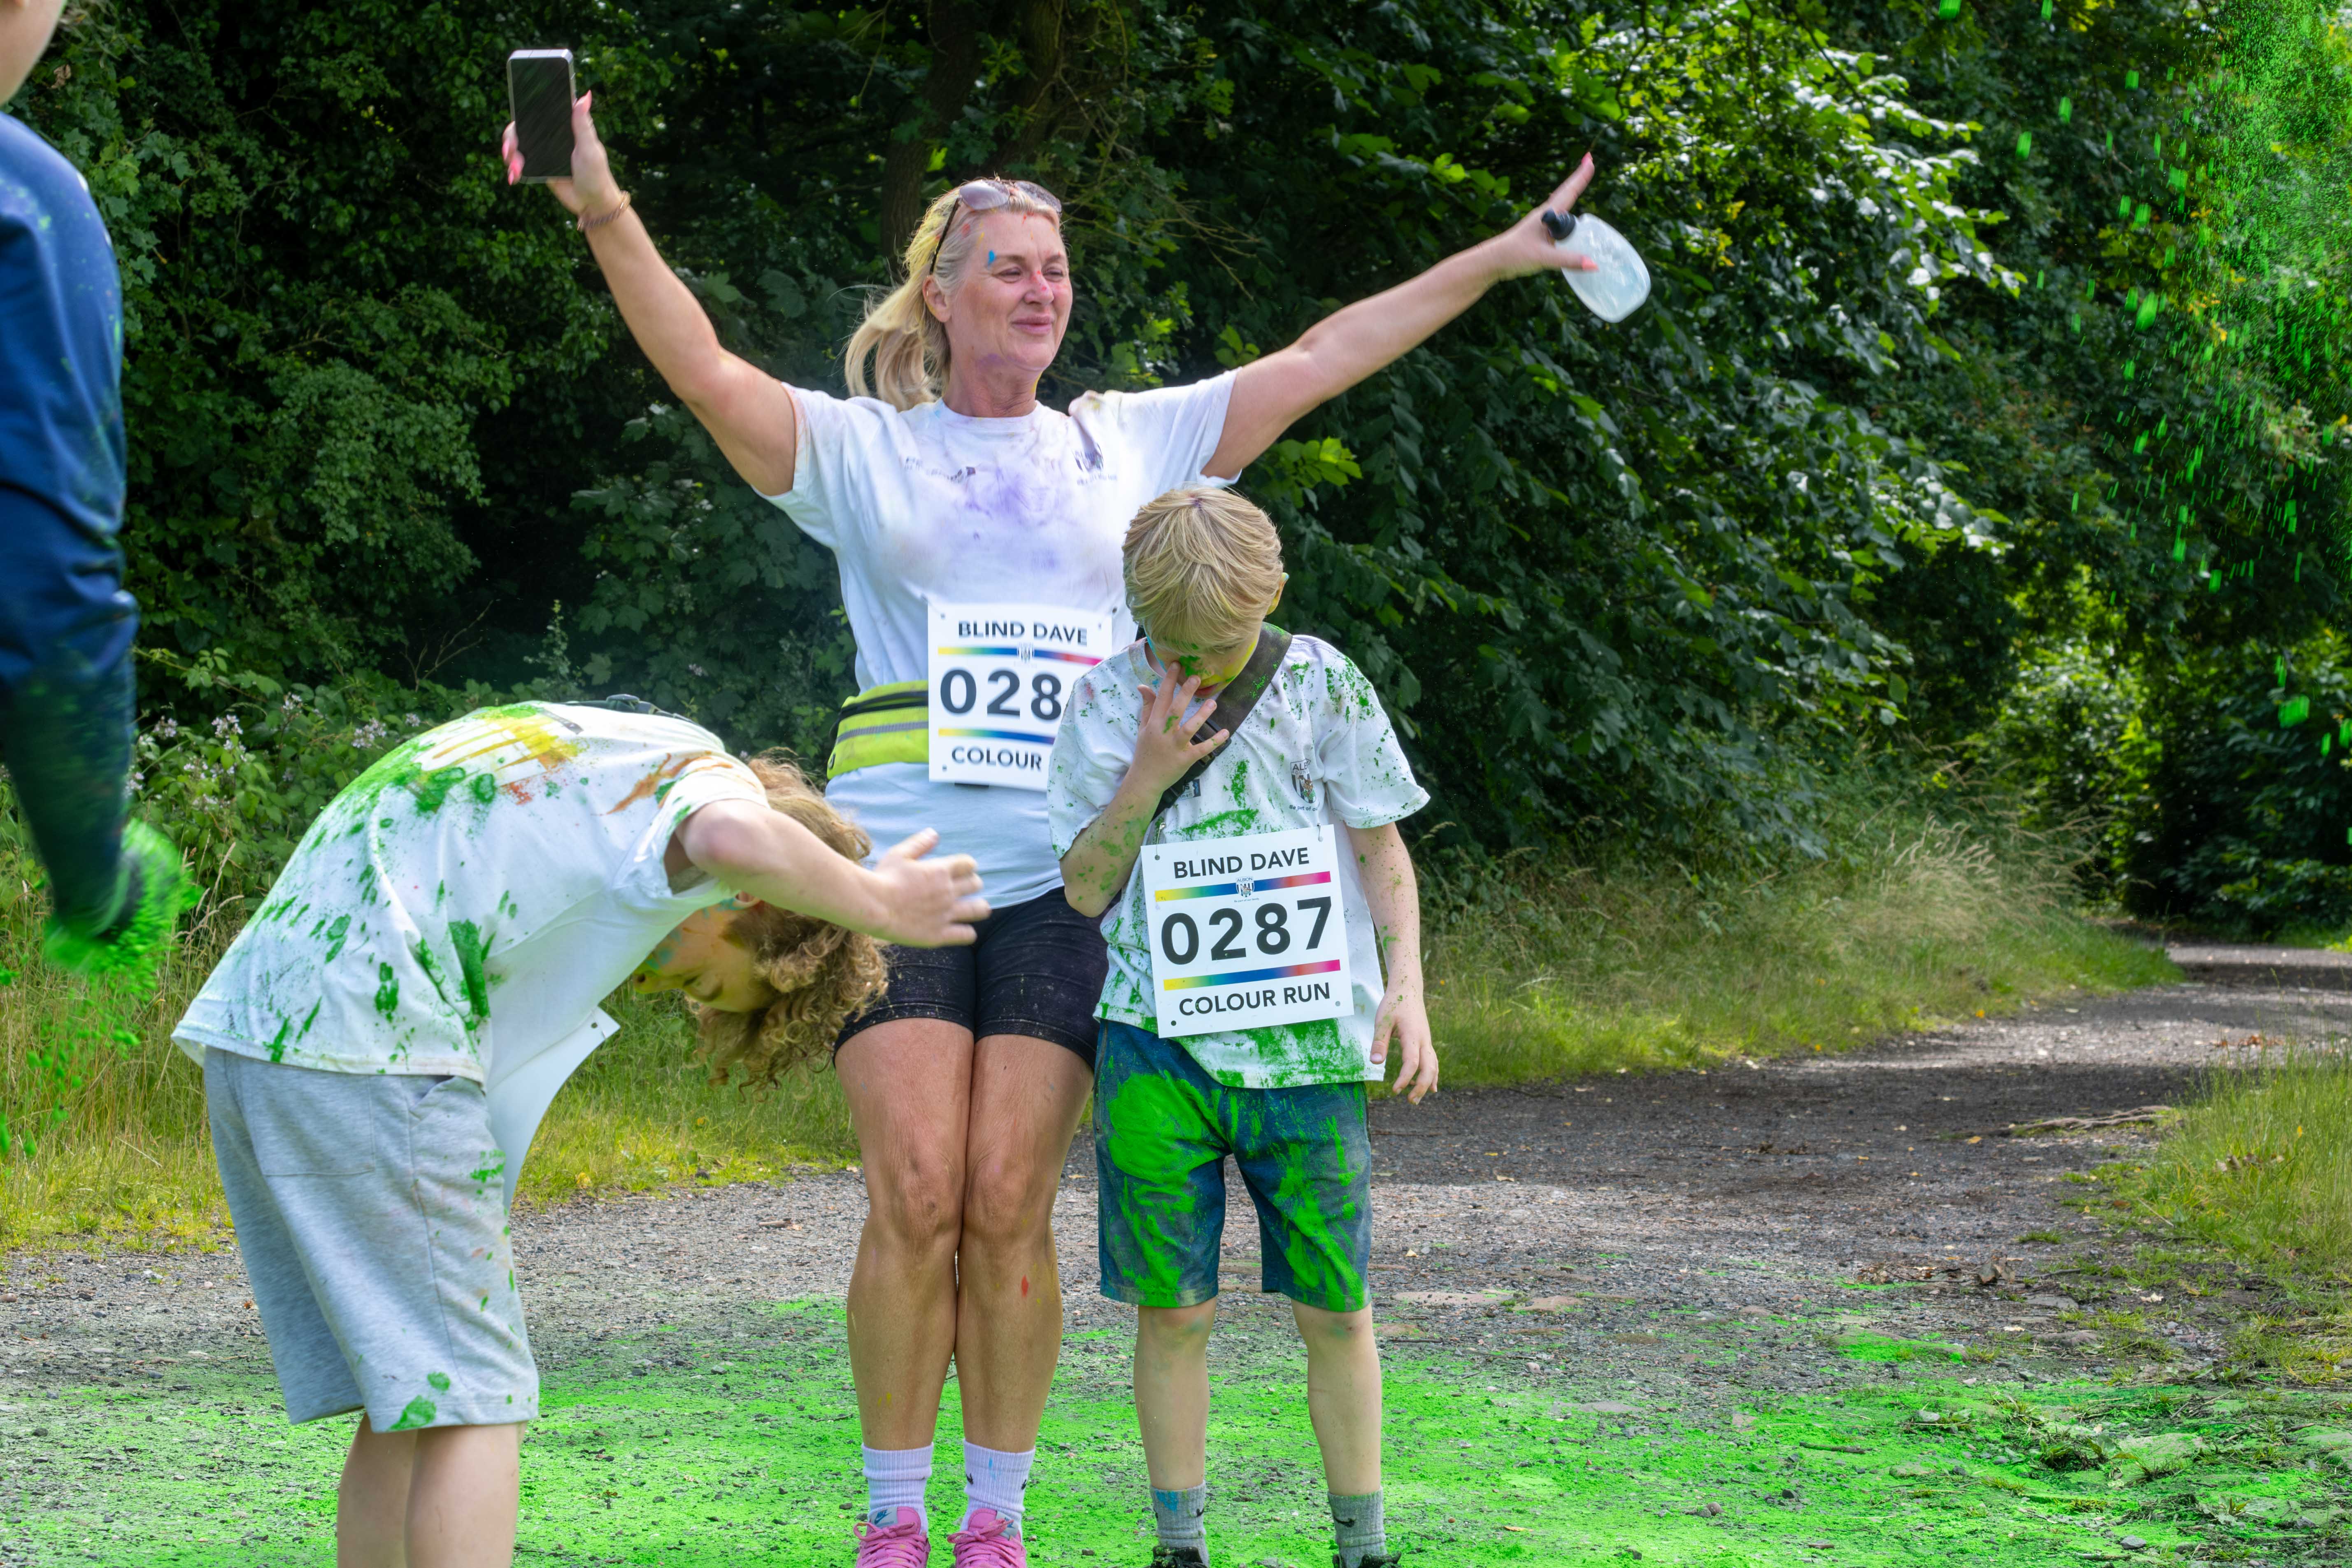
[577, 191, 633, 235]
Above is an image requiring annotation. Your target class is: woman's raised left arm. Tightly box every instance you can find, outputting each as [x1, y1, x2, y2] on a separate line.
[1204, 155, 1599, 480]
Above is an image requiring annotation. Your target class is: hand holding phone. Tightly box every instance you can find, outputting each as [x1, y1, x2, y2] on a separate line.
[500, 61, 621, 221]
[507, 50, 575, 182]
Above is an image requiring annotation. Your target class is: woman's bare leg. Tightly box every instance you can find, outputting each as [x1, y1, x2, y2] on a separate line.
[838, 1019, 976, 1447]
[953, 1032, 1092, 1449]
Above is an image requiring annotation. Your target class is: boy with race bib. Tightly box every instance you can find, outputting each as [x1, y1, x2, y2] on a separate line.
[1048, 489, 1437, 1568]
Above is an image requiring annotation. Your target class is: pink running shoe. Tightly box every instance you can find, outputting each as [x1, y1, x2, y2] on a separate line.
[949, 1507, 1028, 1567]
[855, 1505, 931, 1568]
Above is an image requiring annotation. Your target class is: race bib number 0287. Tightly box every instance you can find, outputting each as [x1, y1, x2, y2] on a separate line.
[1139, 825, 1353, 1038]
[928, 603, 1114, 790]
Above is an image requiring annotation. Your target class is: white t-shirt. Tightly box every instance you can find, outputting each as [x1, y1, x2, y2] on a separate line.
[1046, 635, 1430, 1088]
[173, 703, 768, 1082]
[765, 375, 1235, 907]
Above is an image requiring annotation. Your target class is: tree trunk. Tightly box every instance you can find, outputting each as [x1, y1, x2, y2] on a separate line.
[879, 0, 987, 263]
[998, 0, 1067, 170]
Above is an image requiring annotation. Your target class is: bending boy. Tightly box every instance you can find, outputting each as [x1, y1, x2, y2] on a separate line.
[171, 699, 986, 1568]
[1049, 491, 1437, 1568]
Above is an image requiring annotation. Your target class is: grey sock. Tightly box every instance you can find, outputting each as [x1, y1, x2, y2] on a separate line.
[1329, 1490, 1384, 1568]
[1152, 1484, 1207, 1555]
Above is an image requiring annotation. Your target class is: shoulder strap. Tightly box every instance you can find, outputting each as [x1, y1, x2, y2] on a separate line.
[1153, 625, 1293, 821]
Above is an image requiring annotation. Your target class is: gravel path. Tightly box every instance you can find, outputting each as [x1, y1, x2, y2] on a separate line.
[8, 944, 2351, 1432]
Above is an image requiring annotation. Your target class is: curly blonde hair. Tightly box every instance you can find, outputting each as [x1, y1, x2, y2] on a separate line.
[687, 753, 888, 1085]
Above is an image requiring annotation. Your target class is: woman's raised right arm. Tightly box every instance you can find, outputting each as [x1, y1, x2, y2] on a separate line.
[503, 94, 798, 496]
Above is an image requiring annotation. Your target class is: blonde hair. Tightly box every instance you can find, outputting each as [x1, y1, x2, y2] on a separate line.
[687, 752, 888, 1086]
[845, 181, 1065, 411]
[1123, 486, 1287, 650]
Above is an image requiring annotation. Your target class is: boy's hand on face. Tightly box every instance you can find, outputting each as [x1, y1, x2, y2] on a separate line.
[1372, 981, 1438, 1104]
[868, 829, 989, 948]
[1128, 668, 1228, 799]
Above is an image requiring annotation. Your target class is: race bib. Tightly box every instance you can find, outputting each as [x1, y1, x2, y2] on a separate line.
[1139, 825, 1353, 1039]
[928, 603, 1115, 790]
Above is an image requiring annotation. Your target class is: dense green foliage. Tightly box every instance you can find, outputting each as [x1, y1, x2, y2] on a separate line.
[7, 0, 2345, 921]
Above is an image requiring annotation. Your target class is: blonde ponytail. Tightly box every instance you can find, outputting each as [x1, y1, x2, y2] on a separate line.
[844, 181, 1064, 410]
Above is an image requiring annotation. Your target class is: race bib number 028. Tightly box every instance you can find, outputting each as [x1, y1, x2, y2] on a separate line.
[1139, 825, 1353, 1038]
[928, 603, 1114, 790]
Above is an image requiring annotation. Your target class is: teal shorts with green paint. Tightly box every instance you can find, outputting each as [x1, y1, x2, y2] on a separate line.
[1093, 1019, 1371, 1312]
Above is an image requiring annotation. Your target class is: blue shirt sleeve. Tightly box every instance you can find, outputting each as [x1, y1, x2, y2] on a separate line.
[0, 111, 126, 551]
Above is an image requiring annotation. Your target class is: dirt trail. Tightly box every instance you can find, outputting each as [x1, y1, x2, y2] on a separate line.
[14, 943, 2346, 1375]
[8, 944, 2352, 1565]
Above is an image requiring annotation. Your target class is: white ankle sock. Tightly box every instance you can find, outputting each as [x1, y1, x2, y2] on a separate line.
[960, 1440, 1035, 1532]
[862, 1442, 933, 1529]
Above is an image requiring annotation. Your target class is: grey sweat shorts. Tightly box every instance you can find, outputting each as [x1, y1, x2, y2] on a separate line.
[204, 1047, 538, 1431]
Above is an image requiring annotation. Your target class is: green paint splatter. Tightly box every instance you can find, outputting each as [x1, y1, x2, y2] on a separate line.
[320, 913, 351, 964]
[17, 1295, 2331, 1565]
[386, 1396, 437, 1431]
[426, 1372, 452, 1392]
[408, 766, 471, 816]
[374, 962, 399, 1020]
[448, 920, 493, 1030]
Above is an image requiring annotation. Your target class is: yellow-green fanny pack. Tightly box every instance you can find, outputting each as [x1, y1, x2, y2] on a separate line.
[828, 680, 928, 779]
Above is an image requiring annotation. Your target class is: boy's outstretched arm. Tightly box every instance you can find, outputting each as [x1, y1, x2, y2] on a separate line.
[677, 803, 988, 948]
[1345, 821, 1437, 1103]
[1060, 670, 1227, 917]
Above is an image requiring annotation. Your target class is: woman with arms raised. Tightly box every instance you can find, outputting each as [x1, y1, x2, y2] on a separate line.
[505, 97, 1600, 1568]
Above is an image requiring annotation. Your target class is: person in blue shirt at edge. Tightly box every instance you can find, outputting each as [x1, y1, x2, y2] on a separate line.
[0, 0, 184, 973]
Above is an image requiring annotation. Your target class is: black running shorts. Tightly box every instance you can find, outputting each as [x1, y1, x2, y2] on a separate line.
[833, 888, 1107, 1069]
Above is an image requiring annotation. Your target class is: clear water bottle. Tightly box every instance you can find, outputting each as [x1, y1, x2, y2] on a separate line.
[1543, 209, 1650, 323]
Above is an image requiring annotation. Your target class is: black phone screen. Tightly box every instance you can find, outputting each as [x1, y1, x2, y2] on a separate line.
[508, 51, 576, 183]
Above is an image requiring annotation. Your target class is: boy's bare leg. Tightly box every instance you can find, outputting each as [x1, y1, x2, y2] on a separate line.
[339, 1417, 414, 1568]
[407, 1425, 522, 1566]
[1292, 1303, 1382, 1494]
[839, 1019, 977, 1447]
[1134, 1301, 1218, 1489]
[339, 1420, 521, 1568]
[953, 1032, 1091, 1450]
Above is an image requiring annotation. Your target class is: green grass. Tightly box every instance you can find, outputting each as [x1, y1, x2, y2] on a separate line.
[2083, 1048, 2352, 1384]
[11, 1298, 2352, 1564]
[0, 858, 854, 1253]
[1424, 791, 2174, 1084]
[2102, 1049, 2352, 1279]
[4, 779, 2172, 1254]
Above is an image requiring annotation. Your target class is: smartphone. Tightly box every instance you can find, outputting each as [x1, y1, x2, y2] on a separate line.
[507, 49, 576, 184]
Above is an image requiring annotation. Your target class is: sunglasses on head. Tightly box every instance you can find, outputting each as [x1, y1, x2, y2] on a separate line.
[927, 179, 1064, 278]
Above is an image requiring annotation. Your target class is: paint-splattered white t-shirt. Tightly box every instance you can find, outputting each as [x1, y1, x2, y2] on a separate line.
[1047, 635, 1429, 1088]
[765, 375, 1235, 907]
[172, 703, 768, 1082]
